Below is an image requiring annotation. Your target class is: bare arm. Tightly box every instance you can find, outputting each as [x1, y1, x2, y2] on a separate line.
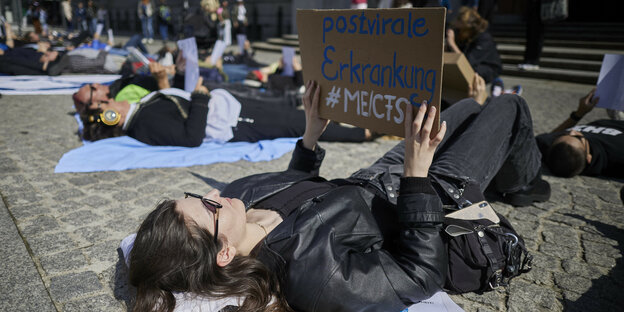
[4, 22, 15, 48]
[301, 80, 329, 150]
[148, 62, 172, 90]
[551, 88, 599, 132]
[446, 29, 461, 54]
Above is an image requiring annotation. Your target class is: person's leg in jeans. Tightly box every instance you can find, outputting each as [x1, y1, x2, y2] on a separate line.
[352, 95, 541, 197]
[147, 16, 154, 39]
[159, 23, 169, 41]
[123, 34, 149, 54]
[359, 98, 484, 173]
[430, 94, 542, 194]
[141, 17, 148, 38]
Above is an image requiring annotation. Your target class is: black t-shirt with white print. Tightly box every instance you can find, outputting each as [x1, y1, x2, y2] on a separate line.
[536, 119, 624, 177]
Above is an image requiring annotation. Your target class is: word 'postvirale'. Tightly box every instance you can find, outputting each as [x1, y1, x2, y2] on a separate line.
[320, 12, 437, 105]
[325, 86, 415, 125]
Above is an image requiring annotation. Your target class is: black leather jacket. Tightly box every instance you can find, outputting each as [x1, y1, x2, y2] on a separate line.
[221, 141, 447, 312]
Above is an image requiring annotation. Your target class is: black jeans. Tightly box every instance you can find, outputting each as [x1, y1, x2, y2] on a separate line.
[524, 0, 544, 64]
[230, 101, 367, 143]
[349, 94, 542, 206]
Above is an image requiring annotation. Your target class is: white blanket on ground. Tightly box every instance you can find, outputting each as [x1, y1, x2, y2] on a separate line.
[0, 75, 121, 95]
[119, 234, 464, 312]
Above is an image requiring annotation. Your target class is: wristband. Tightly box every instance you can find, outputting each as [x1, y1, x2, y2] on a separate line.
[570, 111, 582, 122]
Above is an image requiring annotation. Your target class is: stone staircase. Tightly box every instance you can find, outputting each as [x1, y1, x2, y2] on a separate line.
[252, 22, 624, 85]
[491, 21, 624, 85]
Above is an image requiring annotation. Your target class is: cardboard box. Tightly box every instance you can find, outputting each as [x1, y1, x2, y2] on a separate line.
[297, 8, 446, 138]
[442, 52, 475, 104]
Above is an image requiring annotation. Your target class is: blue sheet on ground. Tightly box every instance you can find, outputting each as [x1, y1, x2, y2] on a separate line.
[55, 136, 298, 173]
[222, 64, 257, 82]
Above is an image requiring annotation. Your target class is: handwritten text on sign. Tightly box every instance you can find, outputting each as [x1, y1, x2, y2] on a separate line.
[297, 8, 445, 137]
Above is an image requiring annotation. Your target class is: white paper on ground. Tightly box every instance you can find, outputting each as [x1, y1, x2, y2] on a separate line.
[281, 47, 295, 77]
[404, 292, 465, 312]
[595, 54, 624, 112]
[210, 40, 227, 65]
[177, 37, 200, 93]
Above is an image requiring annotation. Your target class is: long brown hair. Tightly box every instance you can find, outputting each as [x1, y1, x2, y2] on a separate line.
[129, 200, 291, 312]
[452, 6, 489, 45]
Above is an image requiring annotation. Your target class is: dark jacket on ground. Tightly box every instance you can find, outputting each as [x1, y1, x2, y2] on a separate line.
[221, 141, 446, 311]
[0, 47, 47, 75]
[125, 92, 210, 147]
[108, 75, 161, 99]
[460, 31, 502, 84]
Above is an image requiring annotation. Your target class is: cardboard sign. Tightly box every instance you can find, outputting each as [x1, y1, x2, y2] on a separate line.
[442, 52, 475, 104]
[282, 47, 296, 77]
[595, 54, 624, 112]
[210, 40, 227, 65]
[297, 8, 446, 137]
[177, 37, 200, 93]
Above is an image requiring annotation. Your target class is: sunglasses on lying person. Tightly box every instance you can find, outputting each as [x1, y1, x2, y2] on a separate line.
[184, 192, 222, 244]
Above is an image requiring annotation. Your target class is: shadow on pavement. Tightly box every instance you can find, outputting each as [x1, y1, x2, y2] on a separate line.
[189, 172, 229, 191]
[562, 214, 624, 312]
[114, 249, 135, 311]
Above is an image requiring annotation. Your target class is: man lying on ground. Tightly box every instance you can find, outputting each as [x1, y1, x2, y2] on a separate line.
[72, 65, 372, 147]
[536, 88, 623, 179]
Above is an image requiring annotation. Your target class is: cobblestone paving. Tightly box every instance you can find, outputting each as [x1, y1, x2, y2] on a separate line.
[0, 74, 622, 311]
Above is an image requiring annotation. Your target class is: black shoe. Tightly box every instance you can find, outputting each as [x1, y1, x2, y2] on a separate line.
[620, 186, 623, 205]
[502, 178, 551, 207]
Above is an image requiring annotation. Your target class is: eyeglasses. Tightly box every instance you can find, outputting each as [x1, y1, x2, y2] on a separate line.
[184, 192, 222, 244]
[87, 84, 96, 107]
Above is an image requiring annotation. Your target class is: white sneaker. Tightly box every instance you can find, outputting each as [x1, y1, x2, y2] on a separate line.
[141, 38, 147, 44]
[148, 38, 154, 44]
[518, 63, 540, 71]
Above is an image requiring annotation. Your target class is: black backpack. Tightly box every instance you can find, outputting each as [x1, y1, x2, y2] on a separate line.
[443, 201, 533, 294]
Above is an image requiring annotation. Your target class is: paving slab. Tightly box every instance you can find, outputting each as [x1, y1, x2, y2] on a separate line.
[0, 47, 622, 312]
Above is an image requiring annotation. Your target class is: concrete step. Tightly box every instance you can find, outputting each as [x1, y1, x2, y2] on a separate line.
[500, 55, 603, 72]
[252, 36, 604, 85]
[494, 37, 624, 51]
[502, 64, 598, 85]
[492, 31, 624, 42]
[282, 34, 299, 41]
[267, 37, 300, 47]
[252, 41, 300, 53]
[491, 23, 624, 42]
[497, 43, 617, 61]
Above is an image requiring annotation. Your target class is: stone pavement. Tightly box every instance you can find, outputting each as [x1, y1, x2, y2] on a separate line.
[0, 47, 623, 311]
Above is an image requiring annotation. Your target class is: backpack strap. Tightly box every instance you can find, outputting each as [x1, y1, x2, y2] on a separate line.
[475, 226, 503, 290]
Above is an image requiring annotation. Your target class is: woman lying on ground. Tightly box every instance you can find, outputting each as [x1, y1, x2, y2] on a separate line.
[127, 79, 548, 311]
[73, 65, 371, 147]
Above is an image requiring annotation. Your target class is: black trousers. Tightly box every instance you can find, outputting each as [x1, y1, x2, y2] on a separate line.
[524, 0, 544, 64]
[230, 102, 367, 143]
[350, 94, 542, 207]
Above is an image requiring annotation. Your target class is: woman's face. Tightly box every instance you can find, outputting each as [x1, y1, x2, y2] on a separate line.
[177, 189, 247, 247]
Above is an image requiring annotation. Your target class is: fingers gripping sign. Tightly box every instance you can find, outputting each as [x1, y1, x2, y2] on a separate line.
[194, 76, 209, 94]
[404, 101, 447, 178]
[302, 80, 330, 150]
